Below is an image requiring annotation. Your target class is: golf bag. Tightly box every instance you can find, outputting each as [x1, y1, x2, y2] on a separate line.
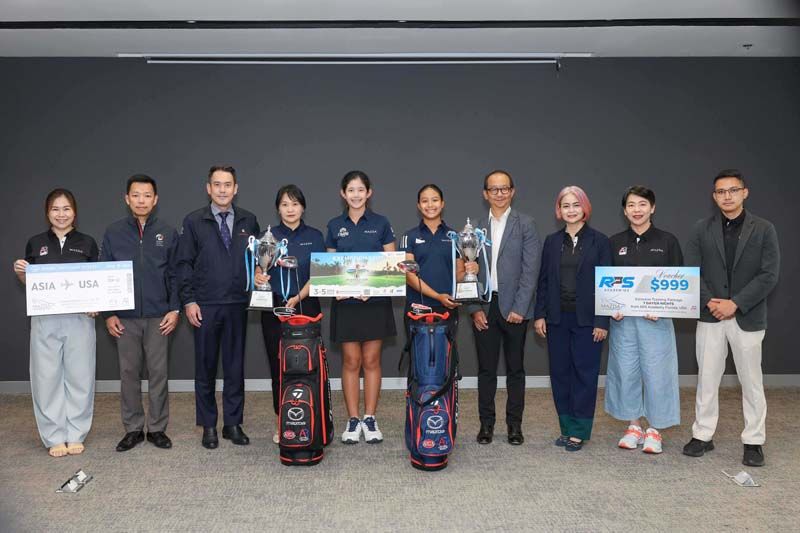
[404, 311, 459, 471]
[277, 313, 334, 466]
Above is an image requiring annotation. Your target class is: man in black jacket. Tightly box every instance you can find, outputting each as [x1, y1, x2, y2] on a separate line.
[101, 174, 180, 452]
[683, 169, 780, 467]
[175, 166, 260, 449]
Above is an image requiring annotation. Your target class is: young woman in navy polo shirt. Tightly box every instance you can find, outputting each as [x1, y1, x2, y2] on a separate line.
[255, 184, 326, 444]
[13, 189, 99, 458]
[326, 171, 397, 444]
[400, 184, 473, 322]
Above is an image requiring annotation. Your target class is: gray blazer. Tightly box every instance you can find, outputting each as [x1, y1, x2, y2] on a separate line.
[466, 209, 541, 320]
[684, 210, 780, 331]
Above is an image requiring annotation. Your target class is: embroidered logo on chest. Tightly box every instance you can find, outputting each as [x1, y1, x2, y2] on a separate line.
[618, 247, 627, 256]
[415, 238, 426, 244]
[155, 233, 165, 247]
[39, 246, 48, 256]
[338, 227, 349, 238]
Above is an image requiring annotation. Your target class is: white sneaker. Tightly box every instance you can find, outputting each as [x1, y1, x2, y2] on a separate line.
[341, 417, 362, 444]
[642, 428, 663, 454]
[361, 416, 383, 444]
[618, 425, 645, 449]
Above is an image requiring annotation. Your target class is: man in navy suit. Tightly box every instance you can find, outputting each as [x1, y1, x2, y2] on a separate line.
[467, 170, 541, 445]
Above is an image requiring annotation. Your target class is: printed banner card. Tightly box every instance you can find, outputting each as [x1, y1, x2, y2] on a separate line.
[310, 252, 407, 297]
[594, 266, 700, 319]
[26, 261, 135, 316]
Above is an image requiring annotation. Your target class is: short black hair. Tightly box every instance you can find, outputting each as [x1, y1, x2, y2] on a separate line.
[483, 169, 514, 190]
[341, 170, 371, 192]
[275, 184, 307, 210]
[126, 174, 157, 195]
[621, 185, 655, 207]
[714, 169, 746, 188]
[417, 183, 444, 202]
[208, 165, 237, 183]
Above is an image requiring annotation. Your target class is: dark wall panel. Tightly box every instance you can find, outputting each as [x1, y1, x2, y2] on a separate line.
[1, 58, 798, 381]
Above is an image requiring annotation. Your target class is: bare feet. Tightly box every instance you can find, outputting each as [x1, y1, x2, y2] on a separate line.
[66, 442, 85, 455]
[48, 444, 68, 457]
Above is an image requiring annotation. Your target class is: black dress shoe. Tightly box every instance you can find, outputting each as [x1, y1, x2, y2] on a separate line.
[202, 427, 219, 449]
[116, 430, 144, 452]
[683, 437, 714, 457]
[477, 422, 494, 444]
[507, 424, 524, 445]
[146, 431, 173, 449]
[743, 444, 765, 467]
[222, 424, 250, 445]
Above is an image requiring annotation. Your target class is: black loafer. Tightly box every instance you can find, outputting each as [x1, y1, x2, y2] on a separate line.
[222, 424, 250, 445]
[202, 426, 219, 449]
[743, 444, 765, 467]
[683, 438, 714, 457]
[146, 431, 173, 449]
[477, 422, 494, 444]
[507, 424, 524, 445]
[116, 430, 144, 452]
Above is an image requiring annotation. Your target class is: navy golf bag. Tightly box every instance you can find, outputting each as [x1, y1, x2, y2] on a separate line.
[277, 313, 334, 466]
[404, 311, 459, 471]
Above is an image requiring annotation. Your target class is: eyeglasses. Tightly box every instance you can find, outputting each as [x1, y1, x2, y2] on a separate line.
[486, 186, 513, 196]
[713, 187, 744, 197]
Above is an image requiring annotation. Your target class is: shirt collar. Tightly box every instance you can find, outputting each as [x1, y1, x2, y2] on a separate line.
[563, 223, 588, 239]
[489, 207, 511, 223]
[48, 228, 75, 240]
[210, 203, 234, 219]
[628, 224, 655, 241]
[418, 219, 447, 235]
[343, 208, 372, 223]
[723, 209, 746, 227]
[278, 220, 306, 235]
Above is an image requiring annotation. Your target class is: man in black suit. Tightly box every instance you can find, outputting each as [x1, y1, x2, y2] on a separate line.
[683, 169, 780, 467]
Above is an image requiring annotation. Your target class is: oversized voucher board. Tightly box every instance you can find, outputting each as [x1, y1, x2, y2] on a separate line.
[26, 261, 135, 316]
[309, 252, 407, 298]
[594, 266, 700, 319]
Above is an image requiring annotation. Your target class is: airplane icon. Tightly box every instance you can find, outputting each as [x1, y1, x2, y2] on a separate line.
[61, 279, 73, 290]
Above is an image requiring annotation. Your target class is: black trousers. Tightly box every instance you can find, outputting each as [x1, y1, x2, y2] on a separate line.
[472, 298, 529, 426]
[260, 298, 322, 414]
[193, 303, 247, 427]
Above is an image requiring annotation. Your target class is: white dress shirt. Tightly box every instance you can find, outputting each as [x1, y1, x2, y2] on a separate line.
[488, 207, 511, 292]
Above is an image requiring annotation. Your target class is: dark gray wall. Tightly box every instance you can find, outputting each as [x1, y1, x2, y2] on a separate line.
[2, 58, 798, 381]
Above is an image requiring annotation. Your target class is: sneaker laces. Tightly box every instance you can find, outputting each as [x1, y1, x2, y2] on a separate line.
[347, 417, 361, 432]
[362, 416, 378, 432]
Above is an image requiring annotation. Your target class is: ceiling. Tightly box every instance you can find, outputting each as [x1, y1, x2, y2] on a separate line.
[1, 0, 798, 58]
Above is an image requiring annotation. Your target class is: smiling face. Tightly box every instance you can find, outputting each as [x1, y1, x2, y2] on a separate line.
[48, 195, 75, 233]
[278, 192, 304, 226]
[559, 193, 584, 225]
[483, 173, 515, 213]
[340, 177, 372, 211]
[125, 181, 158, 220]
[206, 170, 238, 209]
[417, 187, 444, 221]
[713, 176, 748, 218]
[624, 193, 655, 231]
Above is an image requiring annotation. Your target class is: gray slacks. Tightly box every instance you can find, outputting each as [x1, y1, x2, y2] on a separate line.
[116, 317, 170, 433]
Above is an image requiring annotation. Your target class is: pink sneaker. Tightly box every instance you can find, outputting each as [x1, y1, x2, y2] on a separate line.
[618, 425, 645, 449]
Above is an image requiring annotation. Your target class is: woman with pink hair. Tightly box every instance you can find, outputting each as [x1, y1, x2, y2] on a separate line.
[534, 186, 611, 451]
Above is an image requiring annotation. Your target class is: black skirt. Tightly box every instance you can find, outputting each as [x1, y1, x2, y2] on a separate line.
[330, 297, 397, 343]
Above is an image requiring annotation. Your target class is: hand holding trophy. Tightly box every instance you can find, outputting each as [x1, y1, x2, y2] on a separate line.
[245, 225, 288, 310]
[447, 218, 491, 303]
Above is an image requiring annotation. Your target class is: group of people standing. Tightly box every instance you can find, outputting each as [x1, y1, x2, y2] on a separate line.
[13, 166, 779, 469]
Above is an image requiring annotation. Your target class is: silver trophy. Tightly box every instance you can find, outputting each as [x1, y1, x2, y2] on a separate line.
[248, 226, 286, 310]
[453, 218, 484, 302]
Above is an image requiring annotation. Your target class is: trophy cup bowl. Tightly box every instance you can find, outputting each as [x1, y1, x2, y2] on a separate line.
[453, 218, 484, 303]
[256, 229, 280, 291]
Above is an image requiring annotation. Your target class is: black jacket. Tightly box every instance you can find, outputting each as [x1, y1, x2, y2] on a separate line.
[99, 216, 179, 319]
[175, 205, 260, 306]
[534, 225, 612, 329]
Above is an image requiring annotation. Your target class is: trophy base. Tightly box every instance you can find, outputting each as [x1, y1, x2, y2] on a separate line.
[454, 282, 485, 304]
[248, 290, 274, 311]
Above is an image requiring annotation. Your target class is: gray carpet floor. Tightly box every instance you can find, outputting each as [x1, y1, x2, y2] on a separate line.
[1, 387, 798, 532]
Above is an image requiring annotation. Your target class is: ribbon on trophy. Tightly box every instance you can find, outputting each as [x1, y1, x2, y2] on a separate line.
[244, 226, 288, 309]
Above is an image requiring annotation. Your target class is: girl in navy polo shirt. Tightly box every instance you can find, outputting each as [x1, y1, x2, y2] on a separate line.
[400, 184, 474, 323]
[326, 171, 396, 444]
[255, 184, 326, 444]
[13, 189, 99, 458]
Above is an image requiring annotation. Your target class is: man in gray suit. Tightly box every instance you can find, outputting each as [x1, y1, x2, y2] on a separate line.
[467, 170, 541, 445]
[683, 169, 780, 467]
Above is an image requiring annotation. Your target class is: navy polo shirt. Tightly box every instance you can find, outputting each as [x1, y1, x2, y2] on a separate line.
[400, 220, 455, 305]
[325, 209, 395, 252]
[267, 220, 326, 299]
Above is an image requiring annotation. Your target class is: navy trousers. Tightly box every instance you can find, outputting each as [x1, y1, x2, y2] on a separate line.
[194, 303, 247, 427]
[547, 311, 603, 440]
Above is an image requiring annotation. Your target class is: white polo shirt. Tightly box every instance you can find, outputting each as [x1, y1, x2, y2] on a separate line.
[488, 207, 511, 292]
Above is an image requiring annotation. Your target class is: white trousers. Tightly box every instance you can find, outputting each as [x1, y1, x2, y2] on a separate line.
[30, 314, 96, 447]
[692, 320, 766, 445]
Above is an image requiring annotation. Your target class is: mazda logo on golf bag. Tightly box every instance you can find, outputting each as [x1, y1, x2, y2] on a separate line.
[288, 407, 305, 421]
[426, 415, 445, 429]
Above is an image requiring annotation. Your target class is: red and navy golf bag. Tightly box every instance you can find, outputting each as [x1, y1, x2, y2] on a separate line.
[404, 311, 459, 471]
[277, 313, 334, 466]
